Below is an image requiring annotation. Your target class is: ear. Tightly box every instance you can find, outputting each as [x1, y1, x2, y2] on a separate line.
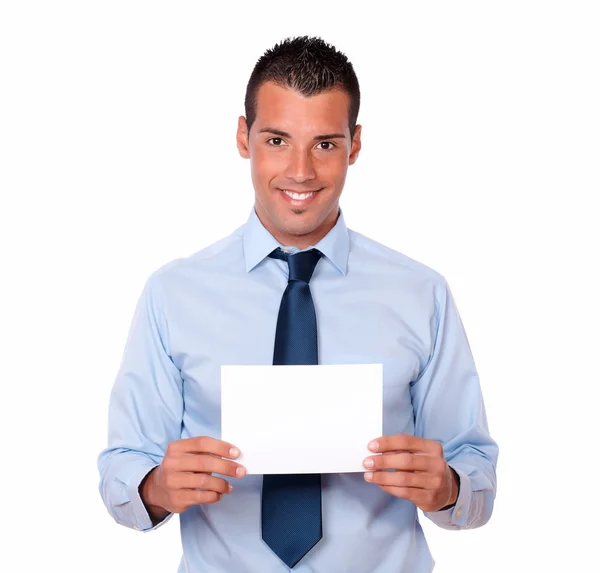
[236, 116, 250, 159]
[348, 124, 362, 165]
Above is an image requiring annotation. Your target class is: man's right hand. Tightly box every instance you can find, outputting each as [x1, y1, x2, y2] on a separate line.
[140, 436, 246, 523]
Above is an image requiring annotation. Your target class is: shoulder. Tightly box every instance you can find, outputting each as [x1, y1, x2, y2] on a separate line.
[347, 228, 446, 286]
[347, 229, 451, 317]
[145, 223, 245, 293]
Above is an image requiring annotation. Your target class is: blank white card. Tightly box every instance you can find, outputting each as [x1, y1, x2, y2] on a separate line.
[221, 364, 382, 474]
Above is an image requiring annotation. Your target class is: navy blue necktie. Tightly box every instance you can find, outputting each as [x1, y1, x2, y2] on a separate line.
[261, 247, 323, 568]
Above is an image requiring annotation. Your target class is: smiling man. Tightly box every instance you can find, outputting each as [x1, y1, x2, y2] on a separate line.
[98, 36, 498, 572]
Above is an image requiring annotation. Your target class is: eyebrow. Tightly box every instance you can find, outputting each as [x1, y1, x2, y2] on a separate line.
[258, 127, 346, 141]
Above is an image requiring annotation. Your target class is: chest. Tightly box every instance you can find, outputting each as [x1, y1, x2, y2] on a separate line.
[167, 267, 430, 438]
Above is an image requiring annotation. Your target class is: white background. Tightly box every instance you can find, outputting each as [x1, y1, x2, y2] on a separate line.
[1, 1, 598, 571]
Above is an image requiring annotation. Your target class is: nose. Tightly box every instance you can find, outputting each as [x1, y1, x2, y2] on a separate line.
[284, 148, 316, 184]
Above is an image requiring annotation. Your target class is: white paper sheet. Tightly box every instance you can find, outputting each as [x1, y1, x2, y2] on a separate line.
[220, 364, 382, 474]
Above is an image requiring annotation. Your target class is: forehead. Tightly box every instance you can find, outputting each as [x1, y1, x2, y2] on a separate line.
[254, 81, 350, 135]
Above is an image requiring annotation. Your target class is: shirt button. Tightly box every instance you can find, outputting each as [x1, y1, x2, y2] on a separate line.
[455, 508, 462, 518]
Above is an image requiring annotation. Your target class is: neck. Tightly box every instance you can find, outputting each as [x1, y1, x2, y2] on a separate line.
[257, 208, 340, 250]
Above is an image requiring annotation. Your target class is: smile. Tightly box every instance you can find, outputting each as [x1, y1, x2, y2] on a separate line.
[278, 188, 322, 206]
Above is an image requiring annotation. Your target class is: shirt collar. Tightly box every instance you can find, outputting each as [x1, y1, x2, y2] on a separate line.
[242, 206, 349, 275]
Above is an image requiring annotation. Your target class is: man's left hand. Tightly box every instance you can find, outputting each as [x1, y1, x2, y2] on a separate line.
[363, 434, 459, 512]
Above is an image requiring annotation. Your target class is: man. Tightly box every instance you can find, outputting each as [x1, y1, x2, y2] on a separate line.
[98, 35, 498, 572]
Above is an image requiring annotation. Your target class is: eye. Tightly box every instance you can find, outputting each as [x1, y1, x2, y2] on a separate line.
[318, 141, 336, 151]
[267, 137, 285, 146]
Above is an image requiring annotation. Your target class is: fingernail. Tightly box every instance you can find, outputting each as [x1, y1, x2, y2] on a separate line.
[229, 447, 240, 458]
[236, 466, 246, 477]
[227, 483, 233, 493]
[364, 471, 373, 480]
[368, 440, 379, 451]
[363, 458, 374, 468]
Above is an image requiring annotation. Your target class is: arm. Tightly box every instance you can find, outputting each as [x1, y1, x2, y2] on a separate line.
[97, 272, 183, 532]
[410, 277, 499, 530]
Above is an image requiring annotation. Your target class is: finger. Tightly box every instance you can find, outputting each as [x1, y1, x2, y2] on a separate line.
[369, 435, 442, 455]
[172, 454, 246, 478]
[170, 436, 241, 459]
[364, 452, 432, 472]
[171, 473, 233, 494]
[364, 470, 433, 489]
[378, 485, 430, 506]
[180, 489, 223, 506]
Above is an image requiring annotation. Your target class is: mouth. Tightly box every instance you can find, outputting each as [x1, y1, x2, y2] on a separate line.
[277, 187, 323, 207]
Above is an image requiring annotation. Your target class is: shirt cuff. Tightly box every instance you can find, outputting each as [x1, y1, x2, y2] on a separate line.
[114, 462, 174, 532]
[424, 465, 472, 530]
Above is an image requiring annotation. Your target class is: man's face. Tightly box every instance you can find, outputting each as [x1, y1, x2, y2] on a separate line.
[237, 81, 361, 247]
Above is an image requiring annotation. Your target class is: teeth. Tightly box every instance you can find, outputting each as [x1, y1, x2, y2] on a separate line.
[282, 190, 315, 200]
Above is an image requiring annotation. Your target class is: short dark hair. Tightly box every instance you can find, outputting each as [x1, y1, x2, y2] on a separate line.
[244, 36, 360, 139]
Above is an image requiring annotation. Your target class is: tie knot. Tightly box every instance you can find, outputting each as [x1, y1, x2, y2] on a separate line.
[269, 248, 322, 283]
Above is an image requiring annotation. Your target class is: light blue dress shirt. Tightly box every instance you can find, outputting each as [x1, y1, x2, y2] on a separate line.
[98, 207, 498, 573]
